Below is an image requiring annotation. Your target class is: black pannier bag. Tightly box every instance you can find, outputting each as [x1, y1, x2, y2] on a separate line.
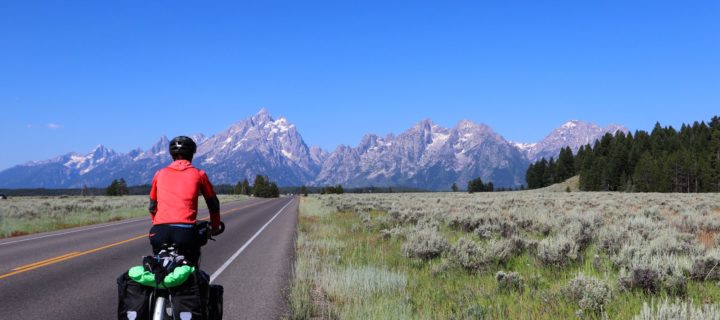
[170, 271, 210, 320]
[208, 284, 224, 320]
[117, 272, 152, 320]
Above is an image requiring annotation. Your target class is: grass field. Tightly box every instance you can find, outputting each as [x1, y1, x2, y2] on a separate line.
[0, 194, 249, 238]
[289, 192, 720, 319]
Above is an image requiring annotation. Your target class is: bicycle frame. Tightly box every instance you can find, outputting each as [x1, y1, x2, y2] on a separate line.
[144, 221, 224, 320]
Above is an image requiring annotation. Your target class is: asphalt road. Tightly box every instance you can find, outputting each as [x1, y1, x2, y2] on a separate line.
[0, 196, 298, 320]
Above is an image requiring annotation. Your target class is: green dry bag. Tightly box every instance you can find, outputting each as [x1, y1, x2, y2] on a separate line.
[128, 265, 196, 288]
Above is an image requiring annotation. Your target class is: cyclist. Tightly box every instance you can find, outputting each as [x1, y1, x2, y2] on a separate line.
[148, 136, 221, 266]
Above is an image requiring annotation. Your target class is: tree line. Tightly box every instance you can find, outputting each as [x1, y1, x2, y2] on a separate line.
[233, 175, 280, 198]
[320, 185, 344, 194]
[526, 116, 720, 192]
[467, 177, 494, 193]
[525, 146, 577, 189]
[106, 179, 129, 196]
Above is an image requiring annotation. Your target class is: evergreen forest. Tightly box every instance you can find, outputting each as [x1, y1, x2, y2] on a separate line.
[526, 116, 720, 192]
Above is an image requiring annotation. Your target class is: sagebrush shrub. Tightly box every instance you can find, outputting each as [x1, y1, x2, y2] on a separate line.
[619, 267, 661, 294]
[499, 221, 517, 238]
[598, 225, 626, 254]
[562, 273, 611, 313]
[390, 208, 421, 225]
[626, 214, 663, 239]
[663, 273, 688, 297]
[402, 227, 450, 260]
[357, 209, 372, 228]
[690, 251, 720, 281]
[486, 238, 523, 265]
[647, 231, 698, 256]
[495, 271, 524, 293]
[474, 224, 498, 239]
[451, 237, 485, 271]
[373, 215, 394, 231]
[380, 226, 406, 240]
[563, 211, 601, 251]
[416, 216, 441, 231]
[536, 234, 578, 267]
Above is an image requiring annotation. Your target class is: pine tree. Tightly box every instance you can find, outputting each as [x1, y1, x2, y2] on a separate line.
[117, 178, 129, 196]
[300, 185, 309, 197]
[633, 152, 657, 192]
[253, 175, 268, 197]
[467, 177, 493, 193]
[711, 129, 720, 192]
[534, 159, 548, 188]
[451, 183, 458, 192]
[241, 179, 250, 195]
[544, 158, 556, 186]
[556, 147, 575, 182]
[467, 178, 483, 193]
[234, 181, 243, 195]
[105, 179, 128, 196]
[106, 180, 118, 196]
[269, 182, 280, 198]
[525, 163, 536, 189]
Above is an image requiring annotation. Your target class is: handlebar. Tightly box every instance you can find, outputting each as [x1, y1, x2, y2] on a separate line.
[213, 221, 226, 237]
[199, 221, 225, 242]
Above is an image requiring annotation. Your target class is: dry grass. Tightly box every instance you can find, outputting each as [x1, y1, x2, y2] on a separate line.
[288, 191, 720, 319]
[699, 230, 718, 249]
[0, 194, 249, 238]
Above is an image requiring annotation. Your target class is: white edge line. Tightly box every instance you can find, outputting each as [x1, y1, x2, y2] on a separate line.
[210, 198, 295, 283]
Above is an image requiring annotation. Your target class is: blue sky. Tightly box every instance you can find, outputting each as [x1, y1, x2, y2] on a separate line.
[0, 1, 718, 171]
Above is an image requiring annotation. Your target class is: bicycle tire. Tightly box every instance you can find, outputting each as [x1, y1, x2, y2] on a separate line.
[152, 296, 167, 320]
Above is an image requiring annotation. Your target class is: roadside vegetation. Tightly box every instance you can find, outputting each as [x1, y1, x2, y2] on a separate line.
[0, 194, 248, 238]
[289, 192, 720, 319]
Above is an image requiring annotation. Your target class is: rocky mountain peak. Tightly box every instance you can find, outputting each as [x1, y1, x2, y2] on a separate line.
[252, 108, 273, 124]
[561, 120, 581, 129]
[521, 120, 629, 162]
[150, 136, 170, 155]
[191, 133, 208, 145]
[90, 144, 115, 158]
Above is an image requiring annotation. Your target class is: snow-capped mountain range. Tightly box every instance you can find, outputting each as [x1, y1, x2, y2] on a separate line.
[0, 109, 626, 190]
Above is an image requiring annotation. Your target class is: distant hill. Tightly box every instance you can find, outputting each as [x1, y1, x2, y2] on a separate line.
[535, 175, 581, 193]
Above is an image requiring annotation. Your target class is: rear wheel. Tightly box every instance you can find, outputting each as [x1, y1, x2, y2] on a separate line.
[152, 296, 168, 320]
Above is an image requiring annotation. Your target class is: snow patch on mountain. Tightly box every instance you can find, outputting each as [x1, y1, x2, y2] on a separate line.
[519, 120, 629, 162]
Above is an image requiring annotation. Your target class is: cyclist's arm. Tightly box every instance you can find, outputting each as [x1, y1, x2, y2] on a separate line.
[148, 172, 159, 218]
[199, 170, 221, 231]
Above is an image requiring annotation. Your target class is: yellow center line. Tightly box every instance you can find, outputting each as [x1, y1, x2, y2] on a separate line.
[0, 234, 146, 280]
[13, 252, 82, 271]
[0, 198, 272, 281]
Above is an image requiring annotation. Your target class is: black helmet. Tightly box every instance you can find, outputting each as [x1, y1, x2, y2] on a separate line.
[169, 136, 197, 160]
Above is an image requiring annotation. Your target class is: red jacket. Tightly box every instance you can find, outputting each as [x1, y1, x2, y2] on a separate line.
[149, 160, 220, 229]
